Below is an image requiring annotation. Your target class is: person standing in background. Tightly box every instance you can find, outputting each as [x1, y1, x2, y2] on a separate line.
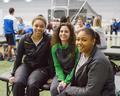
[17, 17, 25, 35]
[74, 18, 85, 35]
[92, 16, 107, 49]
[110, 18, 118, 35]
[16, 17, 26, 41]
[3, 7, 17, 61]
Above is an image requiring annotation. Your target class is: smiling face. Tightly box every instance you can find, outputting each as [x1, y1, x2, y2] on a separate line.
[32, 19, 46, 36]
[77, 19, 84, 27]
[59, 25, 70, 44]
[76, 30, 96, 55]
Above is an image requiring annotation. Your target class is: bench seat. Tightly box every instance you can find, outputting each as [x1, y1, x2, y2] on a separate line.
[0, 73, 50, 96]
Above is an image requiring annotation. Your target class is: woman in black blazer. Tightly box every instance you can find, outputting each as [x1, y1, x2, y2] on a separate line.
[58, 28, 115, 96]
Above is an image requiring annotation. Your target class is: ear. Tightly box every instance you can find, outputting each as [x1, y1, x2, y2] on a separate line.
[92, 38, 96, 45]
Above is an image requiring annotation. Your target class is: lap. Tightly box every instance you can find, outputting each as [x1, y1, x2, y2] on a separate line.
[15, 64, 31, 85]
[28, 68, 49, 86]
[15, 64, 49, 87]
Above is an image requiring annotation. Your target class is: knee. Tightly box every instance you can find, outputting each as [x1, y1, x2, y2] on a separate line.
[27, 81, 38, 90]
[50, 84, 57, 93]
[13, 82, 25, 88]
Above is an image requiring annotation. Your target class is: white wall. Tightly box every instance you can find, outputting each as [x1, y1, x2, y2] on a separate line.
[88, 0, 120, 24]
[0, 0, 51, 23]
[0, 9, 3, 35]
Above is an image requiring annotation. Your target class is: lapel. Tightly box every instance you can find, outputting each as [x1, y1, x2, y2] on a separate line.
[75, 46, 97, 79]
[75, 57, 93, 79]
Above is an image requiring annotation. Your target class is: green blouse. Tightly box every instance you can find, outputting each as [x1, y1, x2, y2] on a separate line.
[51, 43, 79, 84]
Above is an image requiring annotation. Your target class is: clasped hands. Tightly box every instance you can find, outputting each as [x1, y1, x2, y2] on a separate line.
[57, 81, 67, 93]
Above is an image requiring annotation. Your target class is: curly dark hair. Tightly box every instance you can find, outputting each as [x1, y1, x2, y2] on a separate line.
[51, 23, 76, 59]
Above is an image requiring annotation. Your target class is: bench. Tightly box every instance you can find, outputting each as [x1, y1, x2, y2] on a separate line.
[0, 72, 51, 96]
[0, 72, 12, 96]
[1, 72, 120, 96]
[102, 48, 120, 60]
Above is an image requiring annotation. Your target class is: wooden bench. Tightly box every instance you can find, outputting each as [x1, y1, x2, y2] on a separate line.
[0, 72, 51, 96]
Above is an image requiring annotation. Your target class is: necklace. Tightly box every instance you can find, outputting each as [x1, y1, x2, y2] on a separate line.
[31, 35, 43, 46]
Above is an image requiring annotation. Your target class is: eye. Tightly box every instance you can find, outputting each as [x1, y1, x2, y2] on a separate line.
[82, 39, 87, 42]
[35, 24, 39, 27]
[65, 30, 69, 33]
[34, 24, 44, 28]
[76, 38, 80, 41]
[60, 30, 63, 33]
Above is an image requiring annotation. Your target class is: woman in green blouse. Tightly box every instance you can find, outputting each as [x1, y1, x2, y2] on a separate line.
[50, 23, 79, 96]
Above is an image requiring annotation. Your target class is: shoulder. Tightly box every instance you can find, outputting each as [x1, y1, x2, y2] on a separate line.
[92, 49, 111, 67]
[52, 43, 59, 49]
[20, 33, 31, 41]
[43, 32, 51, 40]
[4, 15, 15, 20]
[51, 43, 60, 52]
[3, 15, 9, 19]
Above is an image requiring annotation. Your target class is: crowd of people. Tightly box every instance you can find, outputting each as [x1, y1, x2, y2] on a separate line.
[1, 7, 117, 96]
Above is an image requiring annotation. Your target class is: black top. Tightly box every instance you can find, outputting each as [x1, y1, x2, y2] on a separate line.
[11, 32, 51, 76]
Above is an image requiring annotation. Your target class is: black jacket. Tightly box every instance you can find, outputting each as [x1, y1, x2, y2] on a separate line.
[11, 32, 51, 76]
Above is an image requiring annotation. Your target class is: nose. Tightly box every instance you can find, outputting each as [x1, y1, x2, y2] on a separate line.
[76, 39, 82, 45]
[61, 31, 65, 35]
[37, 27, 42, 30]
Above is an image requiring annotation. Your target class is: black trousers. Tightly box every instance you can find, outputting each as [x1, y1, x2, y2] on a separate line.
[13, 64, 49, 96]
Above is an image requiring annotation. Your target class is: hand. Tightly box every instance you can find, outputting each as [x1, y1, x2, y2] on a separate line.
[57, 81, 67, 93]
[47, 79, 52, 84]
[9, 76, 15, 84]
[59, 81, 67, 89]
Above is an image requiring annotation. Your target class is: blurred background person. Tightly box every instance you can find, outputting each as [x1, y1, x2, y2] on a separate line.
[92, 16, 107, 49]
[74, 17, 85, 35]
[110, 18, 118, 35]
[16, 17, 26, 41]
[3, 7, 17, 61]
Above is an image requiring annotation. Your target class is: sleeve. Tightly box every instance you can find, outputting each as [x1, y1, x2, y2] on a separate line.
[65, 61, 109, 96]
[64, 48, 79, 84]
[13, 18, 18, 33]
[51, 45, 65, 81]
[11, 36, 25, 76]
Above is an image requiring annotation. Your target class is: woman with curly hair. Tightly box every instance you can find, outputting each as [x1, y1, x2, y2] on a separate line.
[50, 23, 79, 96]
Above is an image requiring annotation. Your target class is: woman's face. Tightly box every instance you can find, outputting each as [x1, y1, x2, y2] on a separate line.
[76, 31, 95, 54]
[77, 19, 84, 26]
[32, 19, 46, 36]
[59, 26, 70, 43]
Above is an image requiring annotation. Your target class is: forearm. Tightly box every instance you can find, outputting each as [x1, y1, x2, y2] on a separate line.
[11, 37, 24, 76]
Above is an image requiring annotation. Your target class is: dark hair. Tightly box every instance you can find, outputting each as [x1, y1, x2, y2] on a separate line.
[37, 14, 44, 17]
[9, 8, 15, 14]
[51, 23, 76, 58]
[60, 16, 67, 23]
[32, 16, 47, 26]
[81, 28, 101, 45]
